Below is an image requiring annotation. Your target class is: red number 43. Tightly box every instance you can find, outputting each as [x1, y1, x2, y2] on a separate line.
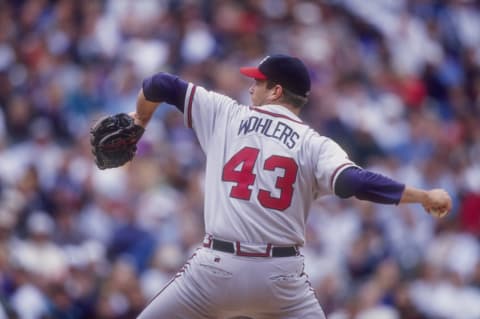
[222, 147, 298, 211]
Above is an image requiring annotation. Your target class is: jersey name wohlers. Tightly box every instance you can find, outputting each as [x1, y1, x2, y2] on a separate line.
[237, 116, 300, 149]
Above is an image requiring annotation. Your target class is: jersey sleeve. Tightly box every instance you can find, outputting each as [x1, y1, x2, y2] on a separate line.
[183, 83, 240, 151]
[142, 73, 188, 110]
[308, 134, 357, 195]
[335, 167, 405, 204]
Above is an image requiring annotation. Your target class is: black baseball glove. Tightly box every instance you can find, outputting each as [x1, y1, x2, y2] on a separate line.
[90, 113, 145, 170]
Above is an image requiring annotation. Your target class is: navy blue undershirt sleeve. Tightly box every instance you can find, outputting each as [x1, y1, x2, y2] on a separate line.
[334, 167, 405, 204]
[142, 72, 188, 112]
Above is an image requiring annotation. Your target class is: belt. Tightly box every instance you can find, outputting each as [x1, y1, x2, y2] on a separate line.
[203, 238, 298, 257]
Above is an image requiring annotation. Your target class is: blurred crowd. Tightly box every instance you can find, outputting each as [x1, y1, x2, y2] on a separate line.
[0, 0, 479, 318]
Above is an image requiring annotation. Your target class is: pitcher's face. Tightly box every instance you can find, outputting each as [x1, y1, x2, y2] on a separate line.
[249, 80, 272, 106]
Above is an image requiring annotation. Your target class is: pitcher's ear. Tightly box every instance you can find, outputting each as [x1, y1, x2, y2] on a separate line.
[271, 84, 284, 99]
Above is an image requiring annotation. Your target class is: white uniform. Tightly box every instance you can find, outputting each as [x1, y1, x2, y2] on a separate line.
[186, 84, 354, 246]
[138, 84, 355, 319]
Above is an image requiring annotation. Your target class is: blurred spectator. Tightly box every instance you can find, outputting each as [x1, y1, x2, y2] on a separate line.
[12, 211, 67, 281]
[139, 243, 184, 300]
[0, 0, 477, 317]
[95, 258, 145, 319]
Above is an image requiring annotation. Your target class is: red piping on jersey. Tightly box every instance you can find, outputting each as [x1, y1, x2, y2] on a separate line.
[330, 163, 353, 191]
[187, 85, 196, 128]
[250, 107, 304, 124]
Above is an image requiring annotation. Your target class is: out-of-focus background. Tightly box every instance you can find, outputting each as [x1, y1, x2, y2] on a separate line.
[0, 0, 479, 318]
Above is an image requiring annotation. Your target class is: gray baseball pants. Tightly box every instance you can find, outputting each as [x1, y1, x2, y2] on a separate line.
[137, 247, 326, 319]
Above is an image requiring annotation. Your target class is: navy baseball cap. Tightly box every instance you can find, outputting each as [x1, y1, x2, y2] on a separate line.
[240, 54, 311, 97]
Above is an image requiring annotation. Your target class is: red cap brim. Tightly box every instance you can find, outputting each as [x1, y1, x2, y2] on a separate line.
[240, 67, 267, 80]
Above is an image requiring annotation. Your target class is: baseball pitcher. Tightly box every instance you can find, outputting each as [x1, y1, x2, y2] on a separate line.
[94, 54, 451, 319]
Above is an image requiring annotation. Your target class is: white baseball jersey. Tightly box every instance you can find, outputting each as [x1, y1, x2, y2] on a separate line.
[184, 84, 355, 246]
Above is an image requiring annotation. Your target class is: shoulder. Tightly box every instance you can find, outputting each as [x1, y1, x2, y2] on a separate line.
[302, 130, 347, 156]
[185, 83, 249, 127]
[189, 84, 230, 102]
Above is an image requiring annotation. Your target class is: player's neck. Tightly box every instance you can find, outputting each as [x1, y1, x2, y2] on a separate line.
[276, 102, 301, 116]
[259, 98, 301, 116]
